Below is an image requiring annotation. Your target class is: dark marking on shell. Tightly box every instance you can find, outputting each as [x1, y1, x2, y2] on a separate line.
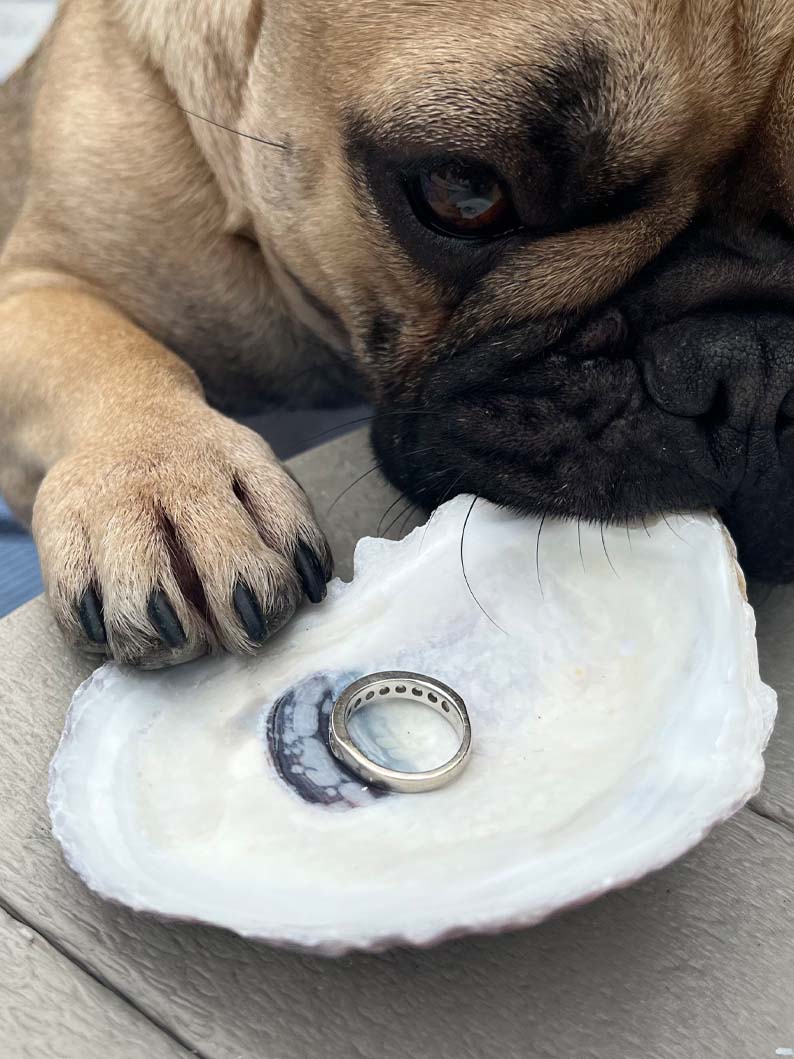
[265, 671, 386, 809]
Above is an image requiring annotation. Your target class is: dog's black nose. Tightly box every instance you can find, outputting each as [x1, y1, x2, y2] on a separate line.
[638, 311, 794, 432]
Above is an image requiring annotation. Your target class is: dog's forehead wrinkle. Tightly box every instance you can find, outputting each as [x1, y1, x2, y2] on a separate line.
[345, 37, 680, 202]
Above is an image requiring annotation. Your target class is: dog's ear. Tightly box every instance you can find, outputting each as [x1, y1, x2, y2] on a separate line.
[119, 0, 263, 116]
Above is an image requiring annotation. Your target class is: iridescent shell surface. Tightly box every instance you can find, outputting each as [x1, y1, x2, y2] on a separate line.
[49, 497, 776, 954]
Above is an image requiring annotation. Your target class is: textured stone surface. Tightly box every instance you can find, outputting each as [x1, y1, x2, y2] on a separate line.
[1, 429, 793, 1059]
[749, 580, 794, 829]
[0, 905, 188, 1058]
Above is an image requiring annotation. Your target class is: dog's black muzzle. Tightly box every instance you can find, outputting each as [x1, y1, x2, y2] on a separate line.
[373, 216, 794, 582]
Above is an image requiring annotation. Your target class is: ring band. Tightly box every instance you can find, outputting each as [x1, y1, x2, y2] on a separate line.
[329, 672, 472, 794]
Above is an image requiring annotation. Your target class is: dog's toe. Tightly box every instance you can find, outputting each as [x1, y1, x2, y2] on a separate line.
[232, 581, 269, 644]
[294, 541, 330, 604]
[146, 590, 188, 649]
[32, 419, 332, 669]
[77, 586, 107, 647]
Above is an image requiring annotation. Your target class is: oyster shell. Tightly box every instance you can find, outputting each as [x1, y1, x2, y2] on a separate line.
[48, 497, 776, 954]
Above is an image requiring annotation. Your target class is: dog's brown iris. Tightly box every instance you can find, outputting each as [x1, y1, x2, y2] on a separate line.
[415, 163, 513, 237]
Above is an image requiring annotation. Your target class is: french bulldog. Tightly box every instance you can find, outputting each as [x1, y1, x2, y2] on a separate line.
[2, 0, 794, 667]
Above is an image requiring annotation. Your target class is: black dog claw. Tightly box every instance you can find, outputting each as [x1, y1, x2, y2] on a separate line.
[78, 587, 107, 645]
[294, 543, 329, 604]
[147, 590, 187, 648]
[233, 582, 268, 644]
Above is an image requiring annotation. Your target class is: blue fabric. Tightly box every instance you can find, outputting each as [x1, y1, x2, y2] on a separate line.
[0, 497, 43, 617]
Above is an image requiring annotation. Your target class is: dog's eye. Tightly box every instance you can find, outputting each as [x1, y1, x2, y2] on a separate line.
[408, 163, 518, 239]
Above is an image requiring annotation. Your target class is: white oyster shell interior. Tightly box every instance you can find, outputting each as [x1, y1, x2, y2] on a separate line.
[49, 497, 777, 954]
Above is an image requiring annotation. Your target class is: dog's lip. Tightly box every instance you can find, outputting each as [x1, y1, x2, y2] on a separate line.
[376, 390, 728, 508]
[376, 395, 794, 579]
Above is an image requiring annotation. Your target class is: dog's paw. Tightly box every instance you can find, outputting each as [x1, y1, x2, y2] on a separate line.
[32, 409, 331, 668]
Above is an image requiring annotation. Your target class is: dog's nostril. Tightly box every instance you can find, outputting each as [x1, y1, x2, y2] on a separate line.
[780, 390, 794, 419]
[641, 351, 723, 420]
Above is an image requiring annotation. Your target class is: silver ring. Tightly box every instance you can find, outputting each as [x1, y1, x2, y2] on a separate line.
[329, 672, 472, 794]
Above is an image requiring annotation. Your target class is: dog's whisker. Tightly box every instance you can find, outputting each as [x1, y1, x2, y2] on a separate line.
[325, 462, 382, 516]
[577, 517, 586, 574]
[377, 494, 407, 536]
[140, 92, 291, 151]
[327, 444, 446, 516]
[600, 522, 620, 578]
[536, 512, 547, 599]
[300, 416, 376, 445]
[299, 408, 446, 446]
[419, 470, 467, 554]
[396, 503, 419, 539]
[661, 511, 689, 545]
[381, 501, 415, 539]
[375, 463, 444, 536]
[460, 497, 506, 634]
